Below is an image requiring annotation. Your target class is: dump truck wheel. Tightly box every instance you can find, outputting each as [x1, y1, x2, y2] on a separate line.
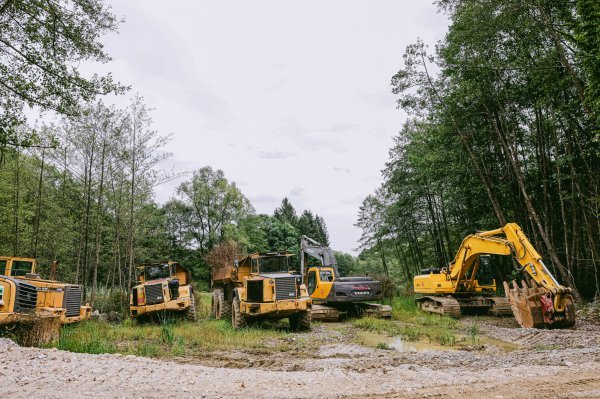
[186, 288, 198, 322]
[289, 310, 311, 332]
[211, 289, 220, 319]
[213, 288, 232, 319]
[210, 292, 216, 318]
[218, 289, 231, 319]
[231, 296, 246, 329]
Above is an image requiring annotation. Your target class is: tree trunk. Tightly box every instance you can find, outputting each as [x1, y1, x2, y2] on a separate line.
[92, 140, 107, 306]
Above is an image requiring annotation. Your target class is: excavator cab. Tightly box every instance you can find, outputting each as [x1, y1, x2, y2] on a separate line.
[306, 266, 335, 299]
[475, 255, 494, 286]
[300, 236, 391, 321]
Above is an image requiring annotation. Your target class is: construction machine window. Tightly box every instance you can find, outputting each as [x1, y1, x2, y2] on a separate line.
[143, 264, 171, 280]
[476, 255, 494, 286]
[251, 258, 259, 274]
[0, 260, 6, 275]
[319, 270, 333, 282]
[11, 260, 34, 276]
[308, 270, 317, 295]
[259, 256, 289, 273]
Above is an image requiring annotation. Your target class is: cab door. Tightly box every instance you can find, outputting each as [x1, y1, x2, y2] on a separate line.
[307, 269, 317, 296]
[307, 267, 334, 300]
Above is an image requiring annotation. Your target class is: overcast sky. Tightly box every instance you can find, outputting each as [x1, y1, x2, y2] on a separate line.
[98, 0, 448, 254]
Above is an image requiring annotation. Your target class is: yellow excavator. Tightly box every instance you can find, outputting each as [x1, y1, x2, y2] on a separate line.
[414, 223, 575, 328]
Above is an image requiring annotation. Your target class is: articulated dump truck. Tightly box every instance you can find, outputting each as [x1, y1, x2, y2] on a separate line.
[130, 261, 197, 322]
[0, 257, 91, 345]
[211, 251, 312, 331]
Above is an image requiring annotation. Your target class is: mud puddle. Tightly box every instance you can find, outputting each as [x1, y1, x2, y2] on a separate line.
[357, 331, 520, 352]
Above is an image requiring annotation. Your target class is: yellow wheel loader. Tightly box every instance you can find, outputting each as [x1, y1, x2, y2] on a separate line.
[129, 261, 196, 322]
[0, 257, 91, 324]
[0, 275, 61, 345]
[414, 223, 575, 328]
[211, 251, 312, 331]
[300, 236, 391, 321]
[0, 275, 39, 325]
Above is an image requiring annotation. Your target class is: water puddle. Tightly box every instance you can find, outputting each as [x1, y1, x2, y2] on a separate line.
[462, 334, 521, 351]
[357, 331, 519, 352]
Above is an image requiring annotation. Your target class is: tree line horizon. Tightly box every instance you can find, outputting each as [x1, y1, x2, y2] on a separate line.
[0, 1, 598, 301]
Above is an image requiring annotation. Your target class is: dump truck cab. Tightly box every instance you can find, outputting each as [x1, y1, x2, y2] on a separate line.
[129, 261, 196, 322]
[0, 256, 91, 324]
[211, 251, 312, 330]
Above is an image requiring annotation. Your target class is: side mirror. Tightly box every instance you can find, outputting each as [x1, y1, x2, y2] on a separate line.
[234, 260, 239, 269]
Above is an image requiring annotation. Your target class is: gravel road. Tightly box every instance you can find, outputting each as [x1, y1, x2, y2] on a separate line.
[1, 316, 599, 399]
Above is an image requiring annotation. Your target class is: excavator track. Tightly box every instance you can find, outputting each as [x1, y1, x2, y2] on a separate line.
[311, 304, 342, 322]
[311, 303, 392, 322]
[416, 295, 512, 317]
[415, 296, 461, 317]
[488, 296, 513, 316]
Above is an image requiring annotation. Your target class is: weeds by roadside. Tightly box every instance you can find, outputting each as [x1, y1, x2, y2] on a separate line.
[469, 322, 480, 345]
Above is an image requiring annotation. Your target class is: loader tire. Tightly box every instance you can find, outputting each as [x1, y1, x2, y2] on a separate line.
[186, 288, 198, 322]
[220, 292, 232, 319]
[289, 310, 311, 332]
[231, 296, 246, 329]
[213, 288, 231, 320]
[210, 292, 216, 318]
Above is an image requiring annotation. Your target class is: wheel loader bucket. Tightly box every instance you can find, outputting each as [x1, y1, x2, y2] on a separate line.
[503, 280, 576, 329]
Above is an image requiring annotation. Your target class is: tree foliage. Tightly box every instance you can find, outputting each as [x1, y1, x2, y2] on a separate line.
[357, 0, 600, 299]
[0, 0, 126, 150]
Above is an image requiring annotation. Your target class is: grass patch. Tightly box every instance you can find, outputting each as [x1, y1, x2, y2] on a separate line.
[56, 318, 296, 357]
[468, 322, 480, 345]
[376, 342, 392, 350]
[392, 296, 459, 329]
[352, 295, 459, 346]
[55, 292, 303, 358]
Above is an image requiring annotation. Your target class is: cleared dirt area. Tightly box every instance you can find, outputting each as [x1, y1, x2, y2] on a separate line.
[1, 313, 600, 399]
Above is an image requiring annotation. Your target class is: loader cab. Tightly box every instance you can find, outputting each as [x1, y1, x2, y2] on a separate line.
[0, 257, 36, 278]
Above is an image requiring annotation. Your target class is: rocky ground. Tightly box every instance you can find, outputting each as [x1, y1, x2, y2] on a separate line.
[1, 314, 599, 398]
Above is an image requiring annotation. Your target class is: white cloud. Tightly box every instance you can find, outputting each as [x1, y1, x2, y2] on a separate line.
[100, 0, 448, 253]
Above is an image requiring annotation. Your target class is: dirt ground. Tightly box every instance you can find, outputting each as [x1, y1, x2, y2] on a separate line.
[1, 314, 600, 399]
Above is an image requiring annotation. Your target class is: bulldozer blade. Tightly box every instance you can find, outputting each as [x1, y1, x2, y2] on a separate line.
[505, 280, 576, 329]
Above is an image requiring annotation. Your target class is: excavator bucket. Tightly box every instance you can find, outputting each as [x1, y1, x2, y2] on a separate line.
[503, 280, 576, 329]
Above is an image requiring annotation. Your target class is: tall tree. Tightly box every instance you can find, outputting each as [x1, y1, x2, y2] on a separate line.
[0, 0, 126, 151]
[176, 166, 254, 255]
